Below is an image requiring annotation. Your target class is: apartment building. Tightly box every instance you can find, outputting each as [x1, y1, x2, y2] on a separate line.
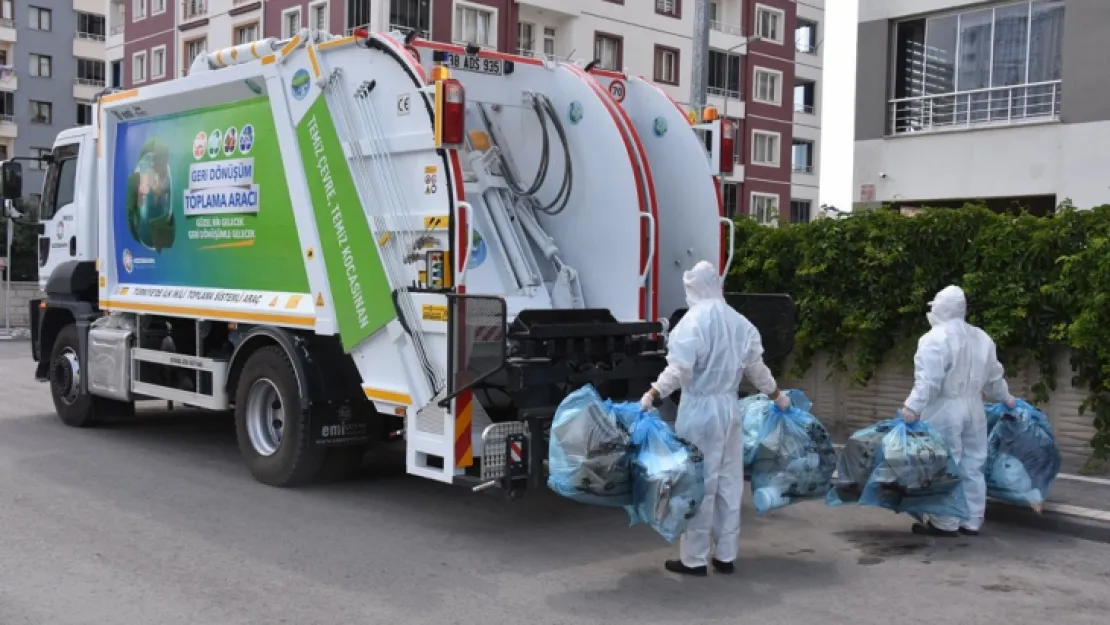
[853, 0, 1098, 213]
[0, 1, 106, 188]
[108, 0, 823, 223]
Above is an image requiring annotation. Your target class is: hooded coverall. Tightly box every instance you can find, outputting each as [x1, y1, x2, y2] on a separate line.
[902, 285, 1013, 533]
[647, 261, 781, 568]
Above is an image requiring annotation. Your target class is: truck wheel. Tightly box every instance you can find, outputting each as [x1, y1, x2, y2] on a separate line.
[49, 324, 100, 427]
[234, 345, 324, 487]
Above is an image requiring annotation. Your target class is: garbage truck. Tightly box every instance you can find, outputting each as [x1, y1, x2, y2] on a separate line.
[0, 29, 795, 496]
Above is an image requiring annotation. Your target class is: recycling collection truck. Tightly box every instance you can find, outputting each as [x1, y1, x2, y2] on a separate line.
[0, 29, 793, 495]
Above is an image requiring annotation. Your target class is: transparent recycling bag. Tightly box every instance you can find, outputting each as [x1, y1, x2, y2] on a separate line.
[828, 417, 968, 521]
[608, 402, 706, 543]
[547, 385, 634, 507]
[983, 398, 1061, 510]
[739, 390, 836, 514]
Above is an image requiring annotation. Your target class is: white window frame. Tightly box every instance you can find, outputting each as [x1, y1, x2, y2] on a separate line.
[754, 3, 785, 45]
[309, 1, 329, 32]
[751, 129, 781, 167]
[654, 46, 678, 85]
[183, 37, 207, 76]
[29, 53, 52, 78]
[235, 21, 260, 46]
[77, 100, 94, 126]
[282, 7, 302, 39]
[543, 26, 556, 57]
[750, 192, 780, 226]
[452, 1, 498, 50]
[152, 0, 166, 15]
[753, 67, 783, 105]
[518, 21, 535, 56]
[132, 50, 147, 84]
[133, 0, 147, 21]
[28, 6, 51, 31]
[151, 44, 166, 79]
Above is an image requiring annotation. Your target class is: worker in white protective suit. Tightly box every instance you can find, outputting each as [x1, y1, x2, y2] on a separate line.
[901, 285, 1016, 538]
[640, 261, 790, 577]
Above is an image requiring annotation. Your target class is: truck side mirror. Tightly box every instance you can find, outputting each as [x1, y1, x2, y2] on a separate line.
[1, 161, 23, 201]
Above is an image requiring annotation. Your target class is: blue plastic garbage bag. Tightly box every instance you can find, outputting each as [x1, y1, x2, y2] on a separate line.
[547, 385, 634, 507]
[983, 398, 1061, 509]
[738, 391, 836, 514]
[828, 417, 968, 522]
[608, 401, 706, 542]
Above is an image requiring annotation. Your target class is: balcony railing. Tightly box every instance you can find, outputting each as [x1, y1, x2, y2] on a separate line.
[887, 80, 1062, 136]
[389, 23, 430, 39]
[796, 42, 817, 55]
[77, 31, 106, 42]
[76, 78, 106, 88]
[111, 25, 124, 36]
[707, 86, 741, 99]
[0, 114, 13, 124]
[792, 163, 814, 174]
[232, 0, 256, 5]
[345, 23, 371, 37]
[182, 0, 207, 22]
[710, 21, 742, 36]
[794, 103, 815, 114]
[0, 18, 12, 28]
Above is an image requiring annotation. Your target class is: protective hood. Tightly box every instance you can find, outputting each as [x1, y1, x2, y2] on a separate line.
[927, 285, 967, 327]
[683, 261, 723, 307]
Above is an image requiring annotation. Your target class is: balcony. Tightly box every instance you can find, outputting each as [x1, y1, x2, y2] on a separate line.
[74, 31, 107, 59]
[0, 115, 16, 139]
[711, 21, 743, 36]
[74, 0, 107, 14]
[887, 81, 1062, 136]
[181, 0, 208, 23]
[389, 23, 430, 40]
[516, 0, 582, 18]
[0, 18, 16, 43]
[74, 78, 105, 100]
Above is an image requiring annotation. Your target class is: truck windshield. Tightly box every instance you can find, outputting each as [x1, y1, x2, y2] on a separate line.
[39, 143, 79, 221]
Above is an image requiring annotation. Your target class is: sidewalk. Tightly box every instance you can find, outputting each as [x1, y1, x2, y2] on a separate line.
[988, 473, 1110, 543]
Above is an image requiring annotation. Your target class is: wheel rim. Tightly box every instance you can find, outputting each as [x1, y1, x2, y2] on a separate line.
[245, 378, 284, 457]
[50, 347, 80, 406]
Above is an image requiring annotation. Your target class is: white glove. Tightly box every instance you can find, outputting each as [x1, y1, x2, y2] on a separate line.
[901, 406, 919, 424]
[773, 393, 791, 411]
[640, 392, 656, 412]
[1004, 395, 1017, 410]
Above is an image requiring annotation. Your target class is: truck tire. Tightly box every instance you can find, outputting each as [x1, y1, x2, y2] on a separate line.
[234, 345, 325, 487]
[49, 324, 100, 427]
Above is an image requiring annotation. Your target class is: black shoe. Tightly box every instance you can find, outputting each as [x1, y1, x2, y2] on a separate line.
[711, 559, 735, 575]
[958, 527, 980, 537]
[911, 521, 959, 538]
[664, 560, 708, 577]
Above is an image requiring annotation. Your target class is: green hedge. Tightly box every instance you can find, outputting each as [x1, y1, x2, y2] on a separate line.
[725, 203, 1110, 461]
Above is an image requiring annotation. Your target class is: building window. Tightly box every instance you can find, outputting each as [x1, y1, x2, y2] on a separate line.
[29, 6, 52, 31]
[722, 182, 739, 218]
[594, 33, 622, 71]
[755, 4, 785, 44]
[184, 38, 206, 75]
[235, 22, 259, 46]
[151, 45, 166, 79]
[132, 51, 147, 83]
[133, 0, 147, 20]
[707, 49, 740, 98]
[518, 22, 535, 57]
[656, 0, 680, 19]
[795, 80, 816, 114]
[0, 92, 12, 120]
[753, 67, 782, 105]
[77, 58, 106, 86]
[390, 0, 431, 39]
[30, 54, 52, 78]
[0, 49, 5, 65]
[182, 0, 205, 21]
[30, 100, 52, 124]
[347, 0, 372, 33]
[796, 19, 818, 54]
[309, 1, 328, 31]
[0, 145, 7, 161]
[111, 60, 122, 88]
[653, 46, 679, 85]
[77, 12, 106, 40]
[790, 200, 812, 224]
[77, 101, 94, 126]
[891, 0, 1065, 134]
[543, 27, 556, 57]
[31, 147, 53, 171]
[725, 116, 741, 162]
[282, 7, 301, 39]
[751, 130, 780, 167]
[750, 192, 780, 226]
[792, 139, 814, 173]
[453, 3, 496, 49]
[153, 0, 166, 15]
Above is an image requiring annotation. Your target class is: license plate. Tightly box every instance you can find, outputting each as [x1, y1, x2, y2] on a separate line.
[445, 52, 503, 76]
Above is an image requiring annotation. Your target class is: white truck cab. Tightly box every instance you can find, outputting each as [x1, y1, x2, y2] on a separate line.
[37, 126, 99, 294]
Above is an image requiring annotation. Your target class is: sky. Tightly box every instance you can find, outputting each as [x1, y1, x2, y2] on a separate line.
[817, 0, 859, 210]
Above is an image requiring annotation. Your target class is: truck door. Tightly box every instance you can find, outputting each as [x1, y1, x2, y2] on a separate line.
[37, 142, 91, 291]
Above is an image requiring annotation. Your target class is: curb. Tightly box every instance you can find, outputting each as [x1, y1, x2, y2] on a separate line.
[987, 498, 1110, 544]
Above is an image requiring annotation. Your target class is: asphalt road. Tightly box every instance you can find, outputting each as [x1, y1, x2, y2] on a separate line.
[1, 340, 1108, 625]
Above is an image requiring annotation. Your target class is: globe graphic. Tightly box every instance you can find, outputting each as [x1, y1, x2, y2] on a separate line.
[126, 139, 175, 252]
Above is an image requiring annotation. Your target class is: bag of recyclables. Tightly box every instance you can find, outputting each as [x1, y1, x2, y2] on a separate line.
[739, 390, 837, 514]
[609, 401, 706, 542]
[827, 416, 968, 521]
[547, 385, 634, 507]
[983, 398, 1061, 511]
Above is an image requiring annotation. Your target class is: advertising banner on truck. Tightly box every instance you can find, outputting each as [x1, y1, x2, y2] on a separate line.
[111, 97, 310, 295]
